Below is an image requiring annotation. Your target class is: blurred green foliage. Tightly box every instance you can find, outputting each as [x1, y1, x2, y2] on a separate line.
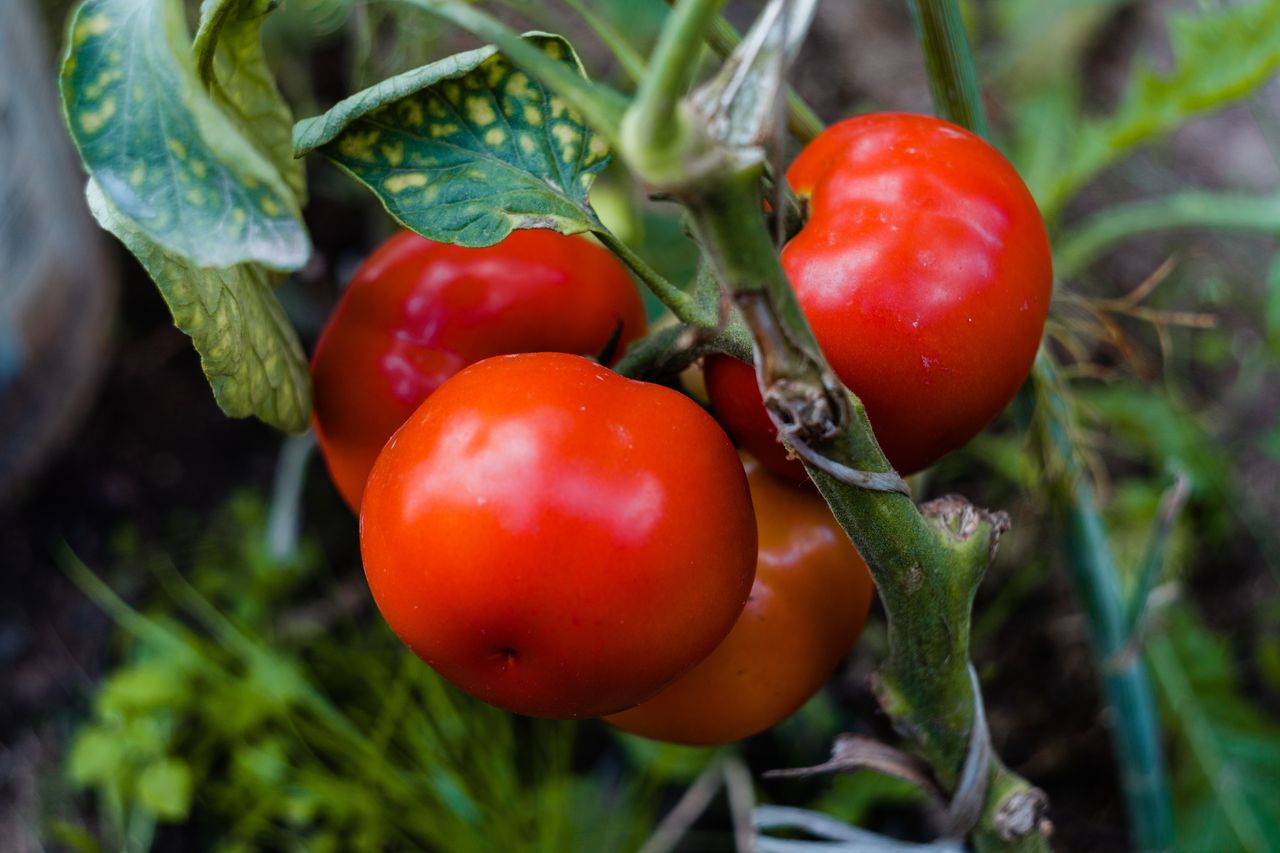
[1151, 605, 1280, 852]
[56, 494, 666, 852]
[969, 1, 1280, 848]
[996, 0, 1280, 217]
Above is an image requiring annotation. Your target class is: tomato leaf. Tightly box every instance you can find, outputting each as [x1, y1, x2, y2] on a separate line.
[293, 34, 610, 246]
[60, 0, 309, 270]
[193, 0, 307, 204]
[60, 0, 313, 431]
[86, 181, 311, 432]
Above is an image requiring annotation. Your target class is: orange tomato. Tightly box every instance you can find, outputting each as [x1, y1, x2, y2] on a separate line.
[606, 458, 874, 743]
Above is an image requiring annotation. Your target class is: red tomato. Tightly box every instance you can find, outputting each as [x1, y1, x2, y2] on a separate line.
[606, 458, 874, 744]
[311, 229, 647, 510]
[703, 353, 809, 483]
[359, 352, 758, 719]
[708, 113, 1052, 475]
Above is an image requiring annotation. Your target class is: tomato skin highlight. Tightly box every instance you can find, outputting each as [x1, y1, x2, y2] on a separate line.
[708, 113, 1052, 475]
[605, 458, 874, 744]
[311, 229, 647, 511]
[359, 352, 758, 720]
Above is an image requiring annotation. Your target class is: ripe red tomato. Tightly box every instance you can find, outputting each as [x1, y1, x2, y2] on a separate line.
[359, 352, 758, 719]
[708, 113, 1052, 475]
[606, 457, 874, 744]
[703, 353, 809, 483]
[311, 229, 647, 510]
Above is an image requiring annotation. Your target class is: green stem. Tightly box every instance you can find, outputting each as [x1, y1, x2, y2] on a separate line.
[1055, 189, 1280, 279]
[625, 0, 726, 162]
[702, 11, 825, 142]
[907, 0, 989, 137]
[593, 227, 716, 327]
[1035, 356, 1177, 853]
[612, 317, 753, 381]
[1063, 489, 1177, 852]
[400, 0, 629, 143]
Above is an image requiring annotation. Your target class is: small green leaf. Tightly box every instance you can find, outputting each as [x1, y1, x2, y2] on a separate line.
[1053, 189, 1280, 279]
[294, 34, 610, 246]
[61, 0, 309, 269]
[87, 181, 312, 432]
[193, 0, 307, 204]
[68, 728, 127, 787]
[232, 738, 289, 786]
[136, 758, 194, 821]
[813, 771, 927, 828]
[97, 661, 191, 716]
[246, 649, 308, 709]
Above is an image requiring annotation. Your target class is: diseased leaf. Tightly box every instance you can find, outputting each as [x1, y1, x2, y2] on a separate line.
[61, 0, 309, 269]
[1032, 0, 1280, 217]
[87, 181, 311, 432]
[193, 0, 307, 204]
[293, 34, 610, 246]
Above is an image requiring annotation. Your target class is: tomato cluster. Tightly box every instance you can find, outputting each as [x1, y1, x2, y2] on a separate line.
[312, 112, 1049, 739]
